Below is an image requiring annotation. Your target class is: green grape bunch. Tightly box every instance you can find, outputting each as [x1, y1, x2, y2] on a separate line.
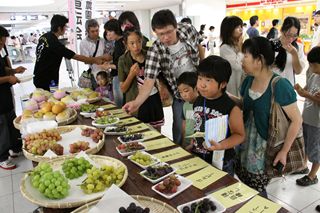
[62, 157, 93, 179]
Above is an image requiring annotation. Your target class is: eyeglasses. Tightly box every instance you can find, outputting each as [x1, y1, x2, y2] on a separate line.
[156, 28, 176, 38]
[284, 32, 298, 39]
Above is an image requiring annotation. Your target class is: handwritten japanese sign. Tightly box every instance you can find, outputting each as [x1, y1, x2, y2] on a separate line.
[143, 138, 175, 151]
[153, 147, 191, 162]
[236, 195, 281, 213]
[127, 123, 150, 133]
[118, 117, 140, 126]
[115, 112, 130, 119]
[109, 108, 126, 115]
[186, 166, 227, 190]
[211, 182, 259, 208]
[171, 157, 209, 175]
[101, 104, 116, 110]
[141, 130, 162, 141]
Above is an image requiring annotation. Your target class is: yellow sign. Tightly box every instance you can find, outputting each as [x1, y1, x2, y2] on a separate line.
[142, 130, 162, 141]
[186, 166, 227, 190]
[153, 147, 191, 162]
[211, 182, 259, 209]
[171, 157, 209, 175]
[128, 123, 150, 133]
[143, 138, 175, 151]
[101, 104, 116, 109]
[109, 108, 125, 115]
[115, 112, 131, 119]
[236, 195, 282, 213]
[186, 132, 205, 138]
[118, 117, 140, 125]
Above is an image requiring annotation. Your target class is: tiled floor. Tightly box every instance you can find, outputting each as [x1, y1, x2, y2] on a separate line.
[1, 58, 319, 213]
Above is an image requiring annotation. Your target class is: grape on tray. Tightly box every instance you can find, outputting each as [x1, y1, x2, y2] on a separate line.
[119, 133, 143, 143]
[81, 128, 104, 143]
[118, 202, 150, 213]
[181, 198, 217, 213]
[62, 157, 92, 179]
[145, 164, 174, 180]
[154, 175, 181, 194]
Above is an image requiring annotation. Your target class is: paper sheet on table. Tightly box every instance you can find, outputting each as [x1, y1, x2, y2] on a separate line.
[118, 117, 140, 125]
[186, 132, 205, 138]
[115, 112, 130, 119]
[127, 123, 150, 133]
[205, 115, 228, 147]
[153, 147, 191, 162]
[89, 185, 141, 213]
[101, 104, 116, 109]
[21, 120, 58, 135]
[142, 130, 162, 141]
[186, 166, 227, 190]
[43, 149, 58, 158]
[211, 182, 259, 209]
[171, 157, 210, 175]
[143, 138, 175, 151]
[76, 151, 100, 168]
[235, 195, 281, 213]
[108, 108, 126, 115]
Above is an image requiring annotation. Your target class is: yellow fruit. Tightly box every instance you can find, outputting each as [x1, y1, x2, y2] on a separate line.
[88, 92, 99, 99]
[56, 101, 66, 109]
[40, 104, 52, 113]
[22, 109, 33, 117]
[33, 111, 44, 119]
[52, 104, 64, 114]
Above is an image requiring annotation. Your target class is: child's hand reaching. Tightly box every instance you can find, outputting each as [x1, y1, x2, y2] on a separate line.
[203, 140, 222, 151]
[294, 83, 308, 97]
[129, 63, 140, 76]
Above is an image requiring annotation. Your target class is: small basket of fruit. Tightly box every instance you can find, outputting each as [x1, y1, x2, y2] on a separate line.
[152, 175, 192, 200]
[140, 162, 176, 183]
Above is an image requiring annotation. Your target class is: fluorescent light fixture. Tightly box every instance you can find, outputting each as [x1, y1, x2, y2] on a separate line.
[1, 0, 54, 7]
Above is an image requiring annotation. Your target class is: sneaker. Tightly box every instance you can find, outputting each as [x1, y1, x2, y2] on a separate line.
[296, 175, 318, 186]
[291, 167, 310, 175]
[0, 159, 16, 170]
[9, 150, 23, 158]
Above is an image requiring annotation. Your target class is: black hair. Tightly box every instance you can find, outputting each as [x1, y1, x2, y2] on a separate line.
[249, 15, 259, 26]
[85, 19, 99, 32]
[315, 10, 320, 16]
[197, 55, 232, 92]
[220, 16, 243, 46]
[272, 19, 279, 27]
[10, 35, 16, 39]
[0, 26, 9, 38]
[274, 16, 300, 71]
[151, 9, 177, 31]
[123, 26, 143, 44]
[177, 72, 197, 88]
[209, 26, 215, 31]
[243, 23, 247, 27]
[242, 36, 275, 66]
[104, 19, 122, 36]
[200, 24, 206, 31]
[96, 71, 109, 83]
[118, 11, 141, 31]
[51, 14, 68, 33]
[180, 17, 192, 25]
[307, 46, 320, 64]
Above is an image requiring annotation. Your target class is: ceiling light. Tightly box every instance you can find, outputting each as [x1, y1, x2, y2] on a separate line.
[1, 0, 54, 7]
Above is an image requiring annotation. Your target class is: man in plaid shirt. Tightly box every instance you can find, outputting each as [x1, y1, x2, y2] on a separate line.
[123, 9, 204, 145]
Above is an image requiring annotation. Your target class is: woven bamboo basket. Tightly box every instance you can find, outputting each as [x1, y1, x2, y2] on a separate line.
[20, 155, 128, 209]
[13, 108, 78, 130]
[22, 125, 105, 162]
[71, 195, 178, 213]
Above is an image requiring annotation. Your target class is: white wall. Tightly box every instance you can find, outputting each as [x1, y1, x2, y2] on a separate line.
[150, 4, 181, 20]
[185, 0, 226, 41]
[133, 10, 151, 39]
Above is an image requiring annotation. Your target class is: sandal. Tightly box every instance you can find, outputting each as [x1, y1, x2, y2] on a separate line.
[291, 167, 309, 175]
[296, 175, 318, 186]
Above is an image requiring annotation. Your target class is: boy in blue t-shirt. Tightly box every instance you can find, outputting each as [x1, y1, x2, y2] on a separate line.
[177, 72, 198, 149]
[191, 55, 245, 176]
[295, 46, 320, 187]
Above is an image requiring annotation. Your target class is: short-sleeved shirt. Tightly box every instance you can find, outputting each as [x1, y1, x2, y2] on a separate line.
[33, 32, 75, 90]
[193, 94, 236, 162]
[0, 55, 13, 114]
[246, 27, 259, 38]
[144, 23, 201, 99]
[182, 102, 195, 140]
[303, 73, 320, 127]
[111, 37, 126, 77]
[241, 74, 297, 140]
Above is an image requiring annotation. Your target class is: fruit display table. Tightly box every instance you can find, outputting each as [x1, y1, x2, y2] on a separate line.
[27, 101, 289, 213]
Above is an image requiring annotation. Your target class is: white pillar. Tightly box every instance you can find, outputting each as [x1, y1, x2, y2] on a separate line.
[184, 0, 226, 37]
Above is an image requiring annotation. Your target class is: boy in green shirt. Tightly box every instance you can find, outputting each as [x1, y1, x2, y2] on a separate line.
[177, 72, 199, 149]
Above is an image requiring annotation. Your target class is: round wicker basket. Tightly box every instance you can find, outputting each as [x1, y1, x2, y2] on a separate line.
[22, 125, 105, 162]
[13, 108, 78, 130]
[20, 155, 128, 209]
[71, 195, 178, 213]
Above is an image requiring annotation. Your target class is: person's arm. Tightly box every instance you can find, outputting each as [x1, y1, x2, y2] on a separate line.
[220, 45, 243, 77]
[0, 75, 19, 84]
[5, 66, 26, 75]
[120, 63, 139, 93]
[295, 83, 320, 105]
[72, 54, 104, 65]
[205, 106, 245, 151]
[226, 92, 243, 109]
[286, 43, 304, 74]
[198, 44, 205, 61]
[273, 102, 302, 167]
[122, 78, 156, 113]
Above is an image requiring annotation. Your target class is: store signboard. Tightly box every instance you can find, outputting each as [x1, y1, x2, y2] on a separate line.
[260, 0, 284, 5]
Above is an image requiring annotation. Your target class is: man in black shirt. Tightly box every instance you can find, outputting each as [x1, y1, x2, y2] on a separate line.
[0, 26, 26, 170]
[33, 15, 105, 90]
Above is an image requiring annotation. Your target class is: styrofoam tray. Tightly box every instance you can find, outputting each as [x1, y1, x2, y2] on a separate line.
[128, 151, 159, 169]
[139, 162, 176, 184]
[92, 117, 120, 129]
[104, 126, 128, 135]
[176, 195, 226, 213]
[152, 175, 192, 200]
[117, 134, 144, 144]
[115, 142, 146, 157]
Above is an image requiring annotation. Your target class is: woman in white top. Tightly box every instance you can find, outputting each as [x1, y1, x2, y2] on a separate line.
[271, 16, 306, 85]
[220, 16, 244, 96]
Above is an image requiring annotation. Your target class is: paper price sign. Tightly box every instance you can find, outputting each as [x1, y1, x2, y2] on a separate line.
[143, 138, 175, 151]
[186, 166, 227, 190]
[141, 130, 162, 141]
[211, 182, 259, 208]
[101, 104, 116, 109]
[236, 195, 281, 213]
[109, 108, 125, 115]
[115, 112, 130, 119]
[127, 123, 150, 133]
[118, 117, 140, 125]
[153, 147, 191, 162]
[171, 157, 210, 175]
